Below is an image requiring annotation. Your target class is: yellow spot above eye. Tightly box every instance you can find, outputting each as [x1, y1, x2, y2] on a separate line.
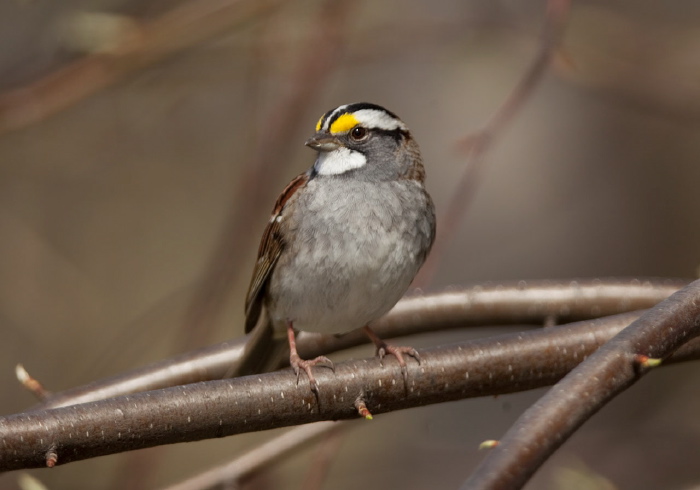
[329, 113, 359, 134]
[315, 114, 324, 132]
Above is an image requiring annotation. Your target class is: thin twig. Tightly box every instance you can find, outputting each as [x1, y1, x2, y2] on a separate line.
[0, 0, 284, 134]
[15, 364, 50, 400]
[161, 422, 340, 490]
[301, 426, 345, 490]
[415, 0, 572, 286]
[181, 0, 354, 346]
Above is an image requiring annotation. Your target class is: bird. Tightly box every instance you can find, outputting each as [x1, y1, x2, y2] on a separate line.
[237, 102, 436, 391]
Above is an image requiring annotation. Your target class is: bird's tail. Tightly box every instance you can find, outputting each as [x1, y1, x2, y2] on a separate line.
[233, 311, 289, 376]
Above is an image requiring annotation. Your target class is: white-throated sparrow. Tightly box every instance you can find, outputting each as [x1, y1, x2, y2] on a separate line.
[239, 102, 435, 391]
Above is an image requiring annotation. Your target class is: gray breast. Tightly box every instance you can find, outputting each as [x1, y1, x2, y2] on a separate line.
[266, 178, 434, 335]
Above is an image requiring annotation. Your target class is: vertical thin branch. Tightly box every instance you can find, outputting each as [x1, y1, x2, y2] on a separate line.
[181, 0, 354, 345]
[301, 427, 345, 490]
[415, 0, 572, 286]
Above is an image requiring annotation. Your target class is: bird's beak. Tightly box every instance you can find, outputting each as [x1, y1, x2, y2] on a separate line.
[305, 134, 341, 152]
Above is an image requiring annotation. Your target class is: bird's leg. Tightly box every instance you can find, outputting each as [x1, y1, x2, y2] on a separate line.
[287, 321, 334, 392]
[363, 325, 421, 384]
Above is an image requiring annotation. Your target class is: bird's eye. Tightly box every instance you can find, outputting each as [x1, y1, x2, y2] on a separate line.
[350, 126, 368, 141]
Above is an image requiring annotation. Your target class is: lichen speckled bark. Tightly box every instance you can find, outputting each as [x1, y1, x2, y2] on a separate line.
[3, 306, 700, 471]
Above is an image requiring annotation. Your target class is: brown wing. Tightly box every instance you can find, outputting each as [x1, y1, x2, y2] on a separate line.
[244, 172, 308, 332]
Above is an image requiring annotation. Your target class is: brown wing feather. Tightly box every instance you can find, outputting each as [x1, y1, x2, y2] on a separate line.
[244, 172, 308, 332]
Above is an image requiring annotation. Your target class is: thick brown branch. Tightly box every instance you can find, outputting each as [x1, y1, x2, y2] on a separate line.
[463, 278, 700, 490]
[35, 278, 684, 410]
[4, 307, 700, 472]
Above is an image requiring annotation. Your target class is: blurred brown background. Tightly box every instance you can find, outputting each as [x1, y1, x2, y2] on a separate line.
[1, 0, 700, 489]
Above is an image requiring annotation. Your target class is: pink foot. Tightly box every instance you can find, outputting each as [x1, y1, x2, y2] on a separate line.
[363, 326, 420, 383]
[290, 353, 334, 392]
[287, 321, 334, 392]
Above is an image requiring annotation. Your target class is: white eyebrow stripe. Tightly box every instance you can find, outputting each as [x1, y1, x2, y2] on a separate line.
[321, 105, 349, 131]
[352, 109, 407, 131]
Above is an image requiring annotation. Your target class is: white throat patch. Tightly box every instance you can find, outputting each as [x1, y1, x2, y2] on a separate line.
[314, 147, 366, 176]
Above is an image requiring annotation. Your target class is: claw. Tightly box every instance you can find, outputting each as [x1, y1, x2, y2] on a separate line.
[287, 322, 335, 392]
[363, 326, 420, 387]
[291, 356, 334, 392]
[381, 344, 420, 384]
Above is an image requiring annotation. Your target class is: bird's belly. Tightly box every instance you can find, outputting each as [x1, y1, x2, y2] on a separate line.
[266, 228, 422, 335]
